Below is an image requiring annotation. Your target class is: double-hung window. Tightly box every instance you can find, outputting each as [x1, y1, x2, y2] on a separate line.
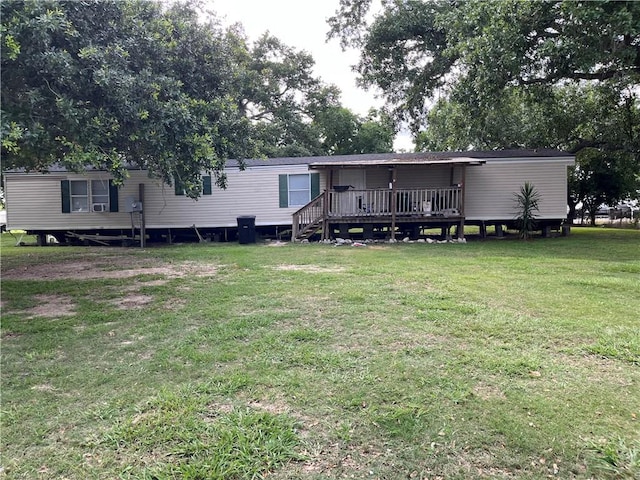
[70, 180, 89, 212]
[279, 173, 320, 208]
[174, 175, 213, 196]
[61, 179, 119, 213]
[288, 174, 311, 207]
[90, 180, 110, 212]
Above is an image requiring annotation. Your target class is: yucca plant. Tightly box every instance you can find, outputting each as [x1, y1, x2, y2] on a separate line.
[514, 182, 540, 239]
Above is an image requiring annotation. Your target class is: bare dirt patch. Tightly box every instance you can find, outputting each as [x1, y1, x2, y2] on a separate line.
[110, 294, 154, 310]
[163, 298, 187, 311]
[473, 382, 507, 401]
[273, 264, 345, 274]
[200, 403, 235, 423]
[31, 384, 57, 392]
[1, 331, 23, 340]
[18, 294, 76, 319]
[2, 256, 220, 281]
[138, 351, 154, 360]
[265, 241, 289, 247]
[247, 399, 290, 415]
[271, 441, 387, 478]
[554, 352, 637, 386]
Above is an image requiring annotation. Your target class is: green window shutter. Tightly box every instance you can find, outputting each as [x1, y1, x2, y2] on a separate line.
[174, 177, 184, 196]
[202, 175, 212, 195]
[108, 180, 119, 212]
[279, 174, 288, 208]
[311, 173, 320, 199]
[61, 180, 71, 213]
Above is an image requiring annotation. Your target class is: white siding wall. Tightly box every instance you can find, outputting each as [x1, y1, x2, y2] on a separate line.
[5, 157, 571, 230]
[464, 160, 570, 220]
[5, 173, 128, 230]
[5, 165, 324, 230]
[144, 164, 323, 228]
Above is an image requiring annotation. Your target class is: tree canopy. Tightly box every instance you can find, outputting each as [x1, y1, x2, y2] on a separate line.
[2, 0, 250, 195]
[329, 0, 640, 124]
[329, 0, 640, 216]
[1, 0, 393, 198]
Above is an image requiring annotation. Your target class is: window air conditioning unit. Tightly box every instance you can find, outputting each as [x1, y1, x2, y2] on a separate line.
[92, 203, 108, 212]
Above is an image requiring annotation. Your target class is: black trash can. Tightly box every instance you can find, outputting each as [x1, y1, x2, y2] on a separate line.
[237, 215, 256, 244]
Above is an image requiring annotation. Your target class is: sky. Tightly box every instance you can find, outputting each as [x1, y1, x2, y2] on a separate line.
[205, 0, 414, 151]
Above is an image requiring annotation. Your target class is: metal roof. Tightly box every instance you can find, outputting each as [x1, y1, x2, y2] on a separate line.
[237, 149, 574, 168]
[308, 156, 487, 168]
[5, 149, 574, 173]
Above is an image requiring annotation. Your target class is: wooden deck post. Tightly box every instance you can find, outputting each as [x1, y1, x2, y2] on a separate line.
[390, 167, 397, 240]
[322, 220, 330, 240]
[457, 218, 465, 239]
[292, 212, 299, 240]
[321, 170, 333, 240]
[458, 165, 466, 239]
[322, 190, 329, 240]
[459, 166, 466, 216]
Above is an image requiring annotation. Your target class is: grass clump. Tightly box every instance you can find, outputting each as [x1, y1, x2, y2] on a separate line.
[590, 438, 640, 479]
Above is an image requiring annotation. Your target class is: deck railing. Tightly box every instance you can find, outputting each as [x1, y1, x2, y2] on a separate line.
[292, 190, 327, 240]
[291, 187, 463, 240]
[328, 187, 463, 218]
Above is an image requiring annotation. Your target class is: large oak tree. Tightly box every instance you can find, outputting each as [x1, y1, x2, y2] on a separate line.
[2, 0, 258, 196]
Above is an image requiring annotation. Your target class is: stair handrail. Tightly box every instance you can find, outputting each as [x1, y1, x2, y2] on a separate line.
[292, 190, 327, 241]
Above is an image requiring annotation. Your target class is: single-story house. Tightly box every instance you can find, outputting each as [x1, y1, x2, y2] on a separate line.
[3, 149, 575, 244]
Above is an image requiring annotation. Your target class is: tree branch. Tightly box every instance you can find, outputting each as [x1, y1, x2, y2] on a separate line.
[520, 66, 640, 85]
[568, 138, 640, 155]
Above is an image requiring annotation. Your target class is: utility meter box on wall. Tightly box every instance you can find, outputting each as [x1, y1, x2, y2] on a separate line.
[124, 197, 143, 213]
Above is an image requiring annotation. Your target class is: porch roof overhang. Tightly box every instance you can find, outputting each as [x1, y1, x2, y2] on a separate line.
[308, 156, 486, 169]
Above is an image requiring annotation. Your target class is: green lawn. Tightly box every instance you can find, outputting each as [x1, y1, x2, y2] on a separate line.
[1, 228, 639, 479]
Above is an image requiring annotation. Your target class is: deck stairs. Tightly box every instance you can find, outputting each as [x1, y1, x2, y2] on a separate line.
[292, 191, 326, 241]
[295, 220, 323, 240]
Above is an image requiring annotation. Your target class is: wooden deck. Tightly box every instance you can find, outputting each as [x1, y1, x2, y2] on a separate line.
[292, 187, 465, 240]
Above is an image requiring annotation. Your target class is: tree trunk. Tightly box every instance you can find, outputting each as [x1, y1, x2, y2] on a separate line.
[567, 201, 577, 223]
